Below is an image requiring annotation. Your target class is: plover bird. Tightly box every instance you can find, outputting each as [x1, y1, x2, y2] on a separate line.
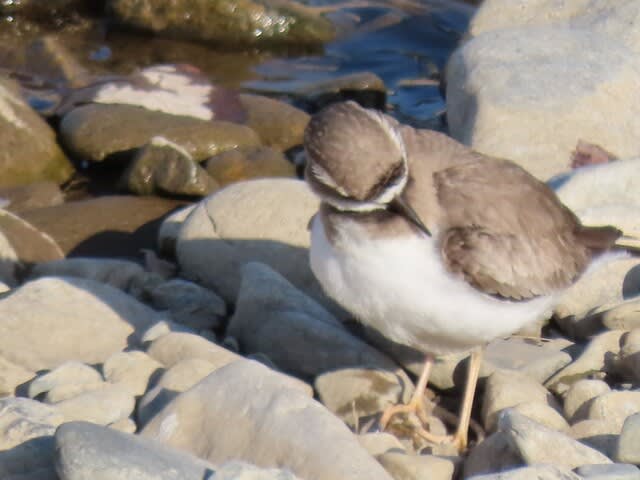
[304, 101, 622, 450]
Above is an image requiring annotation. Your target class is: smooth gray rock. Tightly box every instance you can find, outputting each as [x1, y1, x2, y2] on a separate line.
[467, 465, 581, 480]
[463, 432, 522, 478]
[577, 463, 640, 479]
[588, 391, 640, 432]
[376, 452, 455, 480]
[28, 361, 103, 399]
[228, 262, 400, 378]
[102, 350, 164, 397]
[142, 360, 393, 480]
[615, 412, 640, 464]
[54, 385, 135, 425]
[569, 419, 619, 460]
[146, 331, 241, 368]
[564, 379, 611, 423]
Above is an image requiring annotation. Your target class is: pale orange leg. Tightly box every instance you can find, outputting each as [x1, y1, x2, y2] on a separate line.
[450, 348, 483, 451]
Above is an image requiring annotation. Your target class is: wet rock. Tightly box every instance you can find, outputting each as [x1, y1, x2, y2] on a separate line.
[102, 350, 163, 397]
[107, 0, 335, 48]
[146, 331, 241, 369]
[588, 391, 640, 432]
[563, 379, 611, 423]
[176, 179, 325, 306]
[0, 355, 35, 397]
[54, 420, 220, 480]
[463, 432, 522, 478]
[21, 195, 186, 257]
[0, 209, 63, 264]
[554, 256, 640, 339]
[146, 278, 226, 331]
[0, 78, 73, 188]
[467, 465, 581, 480]
[294, 71, 387, 110]
[482, 370, 561, 431]
[142, 360, 393, 480]
[121, 136, 219, 197]
[358, 432, 406, 457]
[376, 452, 455, 480]
[54, 384, 135, 425]
[239, 94, 309, 151]
[137, 357, 217, 427]
[27, 361, 103, 399]
[569, 419, 619, 460]
[205, 146, 296, 186]
[157, 204, 195, 257]
[0, 0, 92, 19]
[498, 410, 612, 469]
[576, 463, 640, 480]
[0, 182, 64, 214]
[616, 412, 640, 464]
[228, 262, 397, 378]
[315, 368, 412, 429]
[546, 330, 625, 395]
[553, 159, 640, 212]
[59, 103, 260, 163]
[0, 276, 159, 371]
[446, 28, 640, 180]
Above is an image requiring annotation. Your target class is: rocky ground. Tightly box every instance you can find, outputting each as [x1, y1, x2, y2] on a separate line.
[0, 1, 640, 480]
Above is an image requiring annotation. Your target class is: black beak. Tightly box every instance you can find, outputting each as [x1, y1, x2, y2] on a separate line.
[388, 196, 431, 236]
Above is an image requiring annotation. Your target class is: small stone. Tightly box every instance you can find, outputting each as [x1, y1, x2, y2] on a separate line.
[463, 432, 522, 478]
[482, 370, 561, 431]
[564, 379, 611, 423]
[0, 229, 18, 286]
[376, 452, 455, 480]
[315, 368, 412, 429]
[0, 355, 35, 397]
[27, 361, 103, 399]
[228, 262, 399, 378]
[146, 331, 241, 369]
[108, 417, 137, 434]
[141, 360, 393, 480]
[102, 350, 164, 397]
[569, 419, 619, 460]
[467, 465, 581, 480]
[205, 146, 296, 186]
[0, 209, 63, 264]
[146, 278, 226, 330]
[357, 432, 406, 457]
[499, 409, 612, 469]
[618, 329, 640, 383]
[546, 330, 626, 395]
[577, 463, 640, 479]
[616, 412, 640, 464]
[157, 204, 195, 257]
[0, 397, 63, 449]
[588, 391, 640, 432]
[121, 136, 219, 197]
[510, 401, 570, 432]
[54, 384, 135, 425]
[45, 382, 108, 404]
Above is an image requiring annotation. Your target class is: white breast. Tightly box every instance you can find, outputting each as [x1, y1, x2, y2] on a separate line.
[309, 215, 556, 356]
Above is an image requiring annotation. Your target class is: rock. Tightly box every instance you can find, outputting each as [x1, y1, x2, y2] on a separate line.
[44, 382, 108, 404]
[463, 432, 522, 478]
[142, 360, 393, 480]
[1, 0, 90, 18]
[482, 370, 561, 431]
[0, 78, 73, 187]
[146, 331, 241, 369]
[575, 205, 640, 240]
[446, 28, 640, 181]
[564, 379, 611, 423]
[107, 0, 334, 48]
[554, 256, 640, 339]
[54, 384, 135, 425]
[619, 329, 640, 383]
[54, 420, 220, 480]
[569, 419, 619, 460]
[0, 355, 35, 396]
[228, 262, 398, 377]
[139, 319, 194, 344]
[0, 209, 63, 264]
[601, 301, 640, 332]
[616, 412, 640, 464]
[28, 257, 148, 292]
[467, 0, 640, 53]
[27, 361, 103, 399]
[121, 136, 219, 197]
[102, 350, 163, 397]
[553, 159, 640, 212]
[315, 367, 412, 429]
[238, 94, 309, 151]
[546, 330, 626, 394]
[0, 229, 18, 286]
[576, 463, 640, 480]
[157, 204, 195, 257]
[0, 182, 64, 214]
[467, 465, 581, 480]
[0, 397, 63, 449]
[137, 357, 218, 427]
[292, 71, 387, 110]
[498, 409, 612, 469]
[60, 103, 260, 163]
[357, 432, 406, 457]
[205, 146, 296, 186]
[376, 452, 455, 480]
[176, 179, 324, 305]
[588, 391, 640, 432]
[0, 276, 159, 371]
[21, 195, 186, 257]
[146, 278, 226, 330]
[509, 402, 570, 432]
